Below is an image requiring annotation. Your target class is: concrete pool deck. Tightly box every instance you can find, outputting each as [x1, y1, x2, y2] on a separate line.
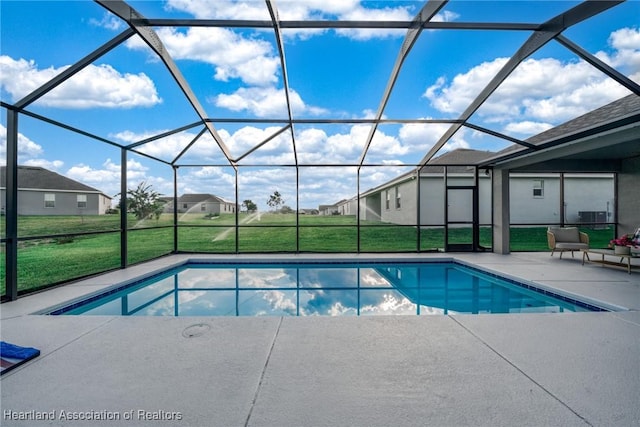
[1, 252, 639, 426]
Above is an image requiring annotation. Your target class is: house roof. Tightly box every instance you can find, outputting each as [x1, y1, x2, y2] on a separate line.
[409, 95, 640, 172]
[490, 94, 640, 159]
[420, 95, 640, 170]
[422, 149, 495, 173]
[0, 165, 108, 196]
[318, 204, 338, 210]
[525, 94, 640, 145]
[177, 193, 229, 204]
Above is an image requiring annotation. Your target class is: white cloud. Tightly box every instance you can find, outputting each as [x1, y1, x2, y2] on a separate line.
[165, 0, 441, 41]
[177, 133, 234, 164]
[166, 0, 271, 19]
[222, 125, 291, 158]
[360, 293, 415, 315]
[424, 59, 507, 115]
[22, 159, 65, 170]
[66, 162, 118, 186]
[0, 125, 69, 170]
[288, 124, 418, 165]
[279, 0, 361, 19]
[598, 27, 640, 81]
[111, 129, 243, 163]
[334, 4, 412, 40]
[149, 133, 420, 210]
[423, 27, 639, 137]
[0, 56, 161, 108]
[112, 129, 195, 161]
[295, 126, 366, 164]
[518, 79, 626, 122]
[435, 11, 460, 23]
[398, 122, 470, 154]
[0, 124, 45, 164]
[137, 136, 194, 161]
[503, 121, 553, 136]
[359, 125, 408, 158]
[166, 0, 411, 24]
[297, 166, 358, 207]
[178, 166, 234, 197]
[115, 125, 294, 165]
[65, 158, 152, 197]
[441, 138, 471, 153]
[261, 290, 297, 314]
[608, 27, 640, 55]
[0, 56, 59, 101]
[111, 130, 162, 144]
[214, 86, 328, 117]
[127, 27, 280, 86]
[89, 12, 124, 31]
[295, 128, 328, 155]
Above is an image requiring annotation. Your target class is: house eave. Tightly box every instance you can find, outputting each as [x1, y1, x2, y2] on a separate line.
[0, 187, 112, 199]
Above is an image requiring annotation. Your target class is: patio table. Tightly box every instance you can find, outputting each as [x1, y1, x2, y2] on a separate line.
[582, 249, 638, 274]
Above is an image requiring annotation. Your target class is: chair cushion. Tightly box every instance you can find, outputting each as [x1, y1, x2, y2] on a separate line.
[549, 227, 580, 243]
[555, 242, 588, 250]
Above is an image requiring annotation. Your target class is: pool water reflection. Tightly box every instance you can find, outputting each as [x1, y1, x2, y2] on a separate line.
[56, 262, 600, 316]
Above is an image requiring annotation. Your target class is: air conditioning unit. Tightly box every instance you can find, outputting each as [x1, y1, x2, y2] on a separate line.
[578, 211, 607, 229]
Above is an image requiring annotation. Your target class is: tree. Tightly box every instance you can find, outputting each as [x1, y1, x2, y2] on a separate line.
[242, 199, 258, 212]
[267, 191, 284, 212]
[127, 181, 161, 220]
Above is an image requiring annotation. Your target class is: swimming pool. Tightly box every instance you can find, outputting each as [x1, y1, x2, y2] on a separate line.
[48, 261, 606, 316]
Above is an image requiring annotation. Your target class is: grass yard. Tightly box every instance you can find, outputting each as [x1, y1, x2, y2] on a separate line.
[0, 213, 616, 296]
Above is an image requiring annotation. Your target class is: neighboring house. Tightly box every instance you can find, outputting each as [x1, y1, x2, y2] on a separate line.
[318, 201, 345, 216]
[299, 208, 319, 215]
[163, 193, 237, 214]
[0, 165, 112, 215]
[322, 96, 639, 227]
[323, 150, 493, 223]
[327, 148, 614, 226]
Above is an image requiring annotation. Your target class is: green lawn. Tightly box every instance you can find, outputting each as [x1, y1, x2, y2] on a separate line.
[0, 213, 616, 296]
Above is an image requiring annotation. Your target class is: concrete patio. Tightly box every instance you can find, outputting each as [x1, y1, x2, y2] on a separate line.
[1, 252, 639, 426]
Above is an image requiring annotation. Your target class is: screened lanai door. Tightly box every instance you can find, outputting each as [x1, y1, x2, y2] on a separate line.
[445, 186, 477, 252]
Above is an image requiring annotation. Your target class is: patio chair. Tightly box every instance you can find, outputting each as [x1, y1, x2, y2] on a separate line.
[547, 226, 589, 259]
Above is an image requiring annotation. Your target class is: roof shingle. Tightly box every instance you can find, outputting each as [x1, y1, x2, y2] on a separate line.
[0, 166, 106, 194]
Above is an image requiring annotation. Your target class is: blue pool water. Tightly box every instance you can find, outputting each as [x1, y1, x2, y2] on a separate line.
[51, 261, 605, 316]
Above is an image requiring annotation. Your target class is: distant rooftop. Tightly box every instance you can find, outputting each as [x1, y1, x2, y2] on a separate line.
[177, 193, 233, 204]
[0, 166, 108, 195]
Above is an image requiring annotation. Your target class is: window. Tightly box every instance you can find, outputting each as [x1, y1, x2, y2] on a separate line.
[201, 204, 206, 211]
[395, 186, 401, 209]
[77, 194, 87, 209]
[44, 193, 55, 208]
[183, 203, 188, 209]
[385, 190, 390, 210]
[533, 180, 544, 198]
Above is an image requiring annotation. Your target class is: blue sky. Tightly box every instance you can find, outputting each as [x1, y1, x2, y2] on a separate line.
[1, 0, 639, 210]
